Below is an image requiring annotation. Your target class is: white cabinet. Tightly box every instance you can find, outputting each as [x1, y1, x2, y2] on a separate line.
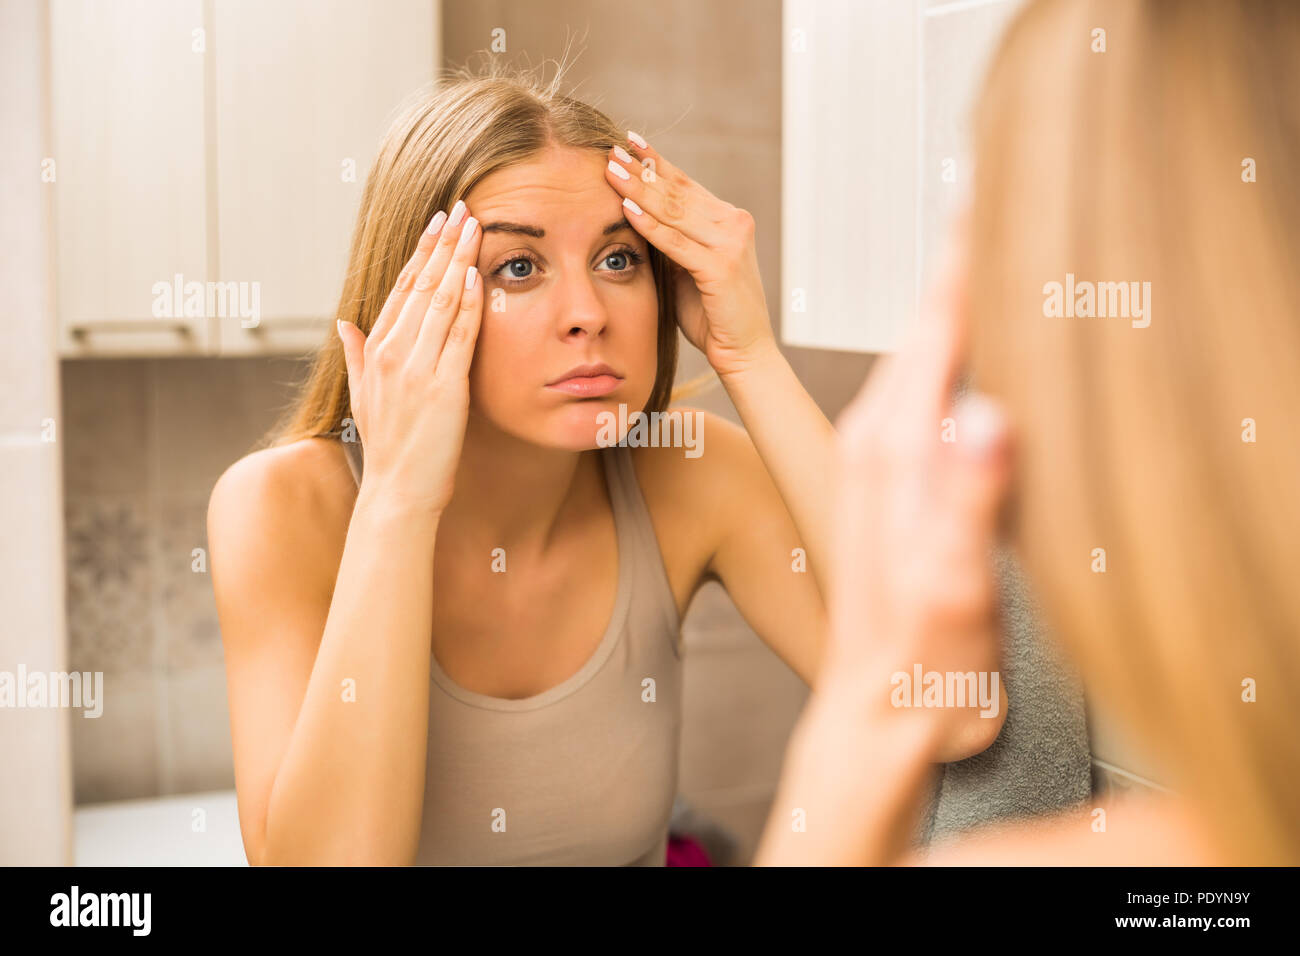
[51, 0, 210, 355]
[212, 0, 437, 355]
[781, 0, 1022, 354]
[50, 0, 439, 358]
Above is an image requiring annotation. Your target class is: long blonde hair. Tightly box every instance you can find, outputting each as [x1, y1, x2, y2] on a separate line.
[271, 62, 682, 446]
[969, 0, 1300, 863]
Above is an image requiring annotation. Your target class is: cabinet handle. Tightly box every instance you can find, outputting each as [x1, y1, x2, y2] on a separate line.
[69, 320, 193, 338]
[244, 317, 327, 334]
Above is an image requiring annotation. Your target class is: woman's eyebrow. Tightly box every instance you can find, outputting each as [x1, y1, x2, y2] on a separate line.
[481, 221, 544, 237]
[478, 220, 633, 238]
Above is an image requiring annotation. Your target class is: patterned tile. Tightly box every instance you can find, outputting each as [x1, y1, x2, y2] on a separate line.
[64, 495, 153, 676]
[155, 495, 223, 673]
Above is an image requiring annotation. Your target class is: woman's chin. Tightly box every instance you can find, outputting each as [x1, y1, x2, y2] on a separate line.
[473, 396, 649, 451]
[545, 401, 627, 451]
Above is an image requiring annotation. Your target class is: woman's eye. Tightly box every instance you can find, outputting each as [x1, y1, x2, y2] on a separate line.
[598, 251, 639, 273]
[504, 258, 534, 279]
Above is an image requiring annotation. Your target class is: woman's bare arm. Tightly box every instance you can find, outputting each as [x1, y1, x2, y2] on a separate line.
[209, 203, 484, 865]
[210, 445, 440, 865]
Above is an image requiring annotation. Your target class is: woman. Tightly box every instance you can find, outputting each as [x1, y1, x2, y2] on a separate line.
[758, 0, 1300, 866]
[208, 68, 1005, 866]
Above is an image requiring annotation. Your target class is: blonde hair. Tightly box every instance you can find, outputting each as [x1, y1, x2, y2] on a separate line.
[271, 61, 686, 446]
[968, 0, 1300, 863]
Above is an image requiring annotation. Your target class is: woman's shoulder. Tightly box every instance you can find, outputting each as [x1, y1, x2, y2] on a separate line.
[211, 436, 354, 513]
[625, 407, 769, 575]
[626, 407, 757, 515]
[208, 437, 356, 575]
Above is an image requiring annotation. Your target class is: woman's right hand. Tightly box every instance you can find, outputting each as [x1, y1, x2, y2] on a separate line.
[336, 201, 483, 518]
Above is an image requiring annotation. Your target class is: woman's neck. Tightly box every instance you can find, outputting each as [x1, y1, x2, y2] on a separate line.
[437, 411, 601, 556]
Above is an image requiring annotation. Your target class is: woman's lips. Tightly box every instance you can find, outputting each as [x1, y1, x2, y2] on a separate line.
[546, 374, 622, 397]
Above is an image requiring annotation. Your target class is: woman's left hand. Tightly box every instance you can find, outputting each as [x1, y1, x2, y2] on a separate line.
[822, 233, 1012, 755]
[605, 135, 774, 376]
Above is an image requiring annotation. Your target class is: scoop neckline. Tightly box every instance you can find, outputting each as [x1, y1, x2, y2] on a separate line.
[426, 448, 633, 712]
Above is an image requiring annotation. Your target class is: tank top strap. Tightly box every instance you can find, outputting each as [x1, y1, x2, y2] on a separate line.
[339, 436, 363, 486]
[600, 446, 682, 645]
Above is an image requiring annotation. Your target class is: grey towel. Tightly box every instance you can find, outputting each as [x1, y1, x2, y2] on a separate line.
[913, 547, 1093, 849]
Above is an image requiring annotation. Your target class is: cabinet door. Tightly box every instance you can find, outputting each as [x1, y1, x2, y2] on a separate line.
[782, 0, 1023, 354]
[212, 0, 438, 356]
[782, 0, 920, 354]
[51, 0, 210, 356]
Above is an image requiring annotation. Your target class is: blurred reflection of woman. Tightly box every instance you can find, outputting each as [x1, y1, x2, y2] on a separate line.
[759, 0, 1300, 866]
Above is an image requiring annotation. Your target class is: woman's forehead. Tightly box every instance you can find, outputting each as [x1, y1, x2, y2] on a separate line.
[467, 147, 622, 228]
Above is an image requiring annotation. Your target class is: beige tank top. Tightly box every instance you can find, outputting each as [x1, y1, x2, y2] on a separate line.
[338, 437, 683, 865]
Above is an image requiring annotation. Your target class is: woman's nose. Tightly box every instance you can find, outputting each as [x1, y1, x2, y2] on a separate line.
[553, 270, 608, 339]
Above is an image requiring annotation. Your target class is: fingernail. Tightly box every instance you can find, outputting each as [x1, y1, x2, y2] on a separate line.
[627, 130, 648, 149]
[465, 266, 478, 291]
[336, 319, 346, 339]
[426, 209, 447, 235]
[607, 159, 631, 181]
[622, 197, 643, 216]
[456, 216, 478, 250]
[613, 145, 633, 163]
[448, 200, 467, 227]
[957, 394, 1007, 459]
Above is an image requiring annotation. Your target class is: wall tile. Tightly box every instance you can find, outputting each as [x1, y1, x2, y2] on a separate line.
[60, 359, 150, 496]
[680, 581, 755, 652]
[71, 671, 159, 803]
[64, 494, 153, 676]
[441, 0, 781, 142]
[153, 359, 266, 497]
[155, 494, 222, 673]
[679, 643, 809, 795]
[162, 666, 235, 795]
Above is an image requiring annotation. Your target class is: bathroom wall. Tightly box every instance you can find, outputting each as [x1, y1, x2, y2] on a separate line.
[61, 356, 308, 803]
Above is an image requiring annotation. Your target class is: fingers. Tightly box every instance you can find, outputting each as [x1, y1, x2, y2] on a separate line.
[899, 226, 972, 432]
[616, 192, 713, 274]
[414, 212, 482, 363]
[369, 209, 447, 343]
[336, 319, 366, 387]
[606, 138, 731, 251]
[434, 264, 484, 381]
[623, 133, 704, 201]
[386, 200, 473, 353]
[942, 392, 1013, 546]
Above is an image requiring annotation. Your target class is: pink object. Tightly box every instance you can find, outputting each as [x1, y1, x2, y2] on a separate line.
[666, 834, 713, 867]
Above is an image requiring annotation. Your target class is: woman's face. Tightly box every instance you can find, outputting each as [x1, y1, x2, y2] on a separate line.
[464, 144, 660, 450]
